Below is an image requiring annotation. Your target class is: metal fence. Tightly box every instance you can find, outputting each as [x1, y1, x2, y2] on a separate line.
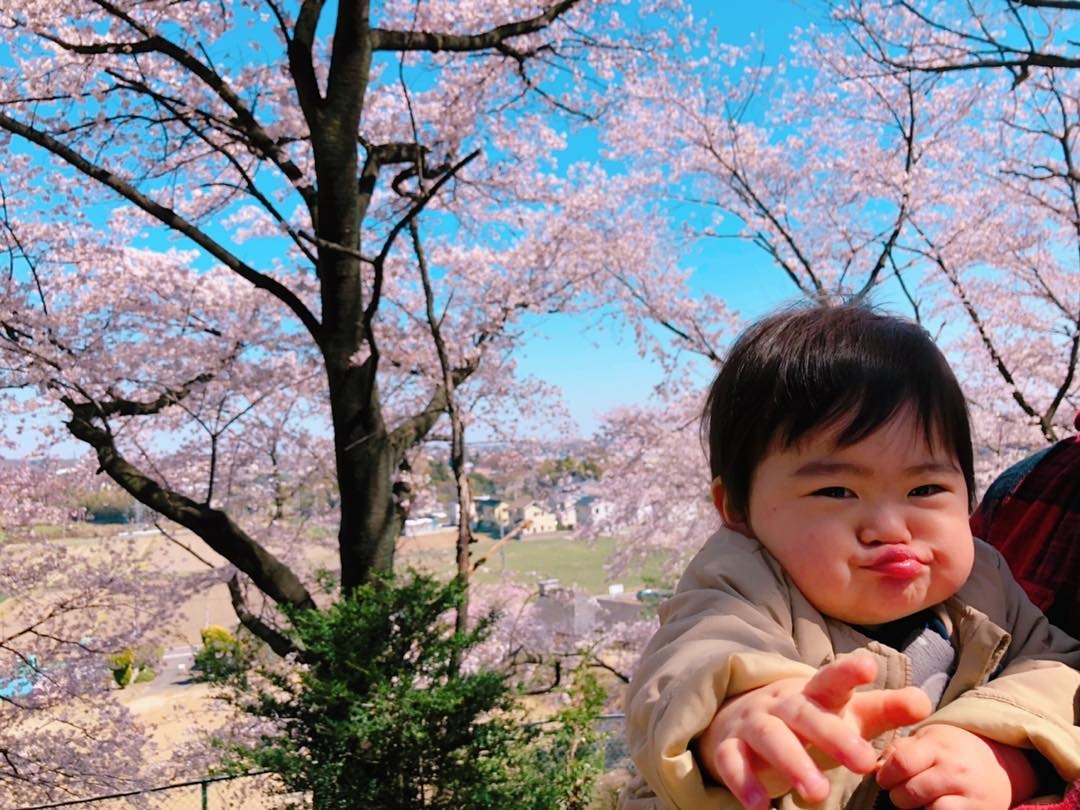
[13, 773, 304, 810]
[13, 715, 631, 810]
[595, 712, 629, 770]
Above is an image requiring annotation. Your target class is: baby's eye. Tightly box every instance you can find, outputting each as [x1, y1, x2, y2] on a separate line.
[909, 484, 946, 497]
[811, 486, 854, 498]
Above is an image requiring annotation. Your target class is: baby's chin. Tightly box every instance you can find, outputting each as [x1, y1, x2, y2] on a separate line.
[836, 583, 967, 627]
[822, 590, 935, 627]
[844, 606, 932, 629]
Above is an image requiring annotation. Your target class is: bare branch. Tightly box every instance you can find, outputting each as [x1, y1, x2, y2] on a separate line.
[60, 402, 317, 611]
[365, 149, 480, 335]
[227, 574, 302, 659]
[370, 1, 582, 52]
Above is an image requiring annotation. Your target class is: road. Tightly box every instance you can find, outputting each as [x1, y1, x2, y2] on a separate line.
[148, 645, 196, 692]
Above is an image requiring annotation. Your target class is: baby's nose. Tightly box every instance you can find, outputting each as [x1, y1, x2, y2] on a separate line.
[856, 505, 912, 544]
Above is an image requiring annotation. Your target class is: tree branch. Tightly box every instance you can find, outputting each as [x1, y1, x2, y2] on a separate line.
[86, 374, 214, 418]
[410, 220, 474, 667]
[227, 573, 302, 659]
[101, 68, 319, 266]
[365, 149, 480, 335]
[61, 401, 317, 611]
[907, 223, 1054, 440]
[288, 0, 328, 129]
[370, 1, 581, 52]
[0, 112, 322, 342]
[49, 0, 316, 210]
[1015, 0, 1080, 10]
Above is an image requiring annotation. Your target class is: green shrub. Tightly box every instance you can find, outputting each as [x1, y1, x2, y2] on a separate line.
[107, 648, 134, 688]
[193, 625, 256, 686]
[217, 572, 608, 810]
[133, 667, 156, 683]
[107, 644, 162, 688]
[516, 670, 609, 810]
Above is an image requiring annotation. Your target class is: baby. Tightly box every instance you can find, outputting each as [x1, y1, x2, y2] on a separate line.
[623, 304, 1080, 809]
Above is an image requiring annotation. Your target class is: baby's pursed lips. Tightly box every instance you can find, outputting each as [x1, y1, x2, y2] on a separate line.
[862, 547, 927, 567]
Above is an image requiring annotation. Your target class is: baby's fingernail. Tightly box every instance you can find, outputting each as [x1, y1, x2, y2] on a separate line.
[740, 785, 768, 809]
[744, 786, 765, 806]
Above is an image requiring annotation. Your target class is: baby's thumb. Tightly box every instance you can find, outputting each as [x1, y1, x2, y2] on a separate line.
[854, 687, 932, 740]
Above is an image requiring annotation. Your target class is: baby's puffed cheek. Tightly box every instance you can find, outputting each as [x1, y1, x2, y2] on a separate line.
[935, 541, 975, 599]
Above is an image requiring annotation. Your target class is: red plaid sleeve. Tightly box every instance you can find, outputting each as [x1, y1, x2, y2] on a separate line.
[969, 416, 1080, 641]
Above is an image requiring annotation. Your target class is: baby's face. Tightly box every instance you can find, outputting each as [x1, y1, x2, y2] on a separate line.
[743, 409, 973, 626]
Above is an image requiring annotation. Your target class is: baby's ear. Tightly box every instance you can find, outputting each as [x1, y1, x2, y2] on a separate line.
[710, 478, 752, 538]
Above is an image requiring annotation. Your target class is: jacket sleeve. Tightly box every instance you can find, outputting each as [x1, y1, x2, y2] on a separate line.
[623, 531, 819, 809]
[921, 540, 1080, 781]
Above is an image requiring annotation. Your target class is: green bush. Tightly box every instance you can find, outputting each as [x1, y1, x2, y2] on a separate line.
[193, 625, 255, 686]
[107, 644, 162, 688]
[525, 670, 609, 809]
[134, 667, 156, 684]
[218, 572, 608, 810]
[107, 648, 135, 688]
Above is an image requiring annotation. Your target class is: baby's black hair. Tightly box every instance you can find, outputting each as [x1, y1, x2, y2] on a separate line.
[702, 302, 975, 518]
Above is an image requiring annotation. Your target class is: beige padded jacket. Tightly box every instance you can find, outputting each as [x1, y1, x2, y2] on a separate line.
[622, 529, 1080, 810]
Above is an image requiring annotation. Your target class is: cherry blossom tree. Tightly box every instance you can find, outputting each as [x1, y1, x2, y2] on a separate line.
[0, 1, 1072, 799]
[0, 0, 688, 800]
[832, 1, 1080, 82]
[595, 9, 1077, 580]
[829, 0, 1079, 448]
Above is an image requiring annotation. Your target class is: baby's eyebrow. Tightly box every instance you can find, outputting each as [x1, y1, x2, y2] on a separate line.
[903, 461, 962, 476]
[793, 460, 869, 477]
[793, 459, 960, 477]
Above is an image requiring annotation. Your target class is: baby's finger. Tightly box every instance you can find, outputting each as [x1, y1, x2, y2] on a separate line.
[852, 686, 932, 740]
[743, 715, 832, 804]
[711, 738, 773, 810]
[876, 739, 937, 791]
[774, 700, 878, 775]
[923, 797, 974, 810]
[885, 773, 953, 810]
[802, 655, 879, 713]
[886, 784, 936, 810]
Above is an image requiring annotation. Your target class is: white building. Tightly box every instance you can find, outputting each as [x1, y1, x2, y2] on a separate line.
[574, 495, 611, 529]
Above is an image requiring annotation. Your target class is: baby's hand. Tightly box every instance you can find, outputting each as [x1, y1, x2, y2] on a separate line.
[877, 725, 1034, 809]
[696, 656, 931, 810]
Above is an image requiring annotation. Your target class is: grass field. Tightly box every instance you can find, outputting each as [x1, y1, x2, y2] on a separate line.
[396, 533, 664, 595]
[19, 523, 662, 602]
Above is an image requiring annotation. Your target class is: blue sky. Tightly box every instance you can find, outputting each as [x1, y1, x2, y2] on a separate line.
[513, 0, 949, 438]
[1, 1, 845, 449]
[514, 0, 828, 437]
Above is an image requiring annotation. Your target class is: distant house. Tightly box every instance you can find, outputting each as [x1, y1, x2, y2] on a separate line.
[515, 501, 558, 535]
[474, 496, 560, 536]
[574, 495, 611, 530]
[546, 491, 580, 530]
[473, 496, 512, 532]
[554, 503, 577, 530]
[402, 516, 437, 536]
[501, 497, 556, 535]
